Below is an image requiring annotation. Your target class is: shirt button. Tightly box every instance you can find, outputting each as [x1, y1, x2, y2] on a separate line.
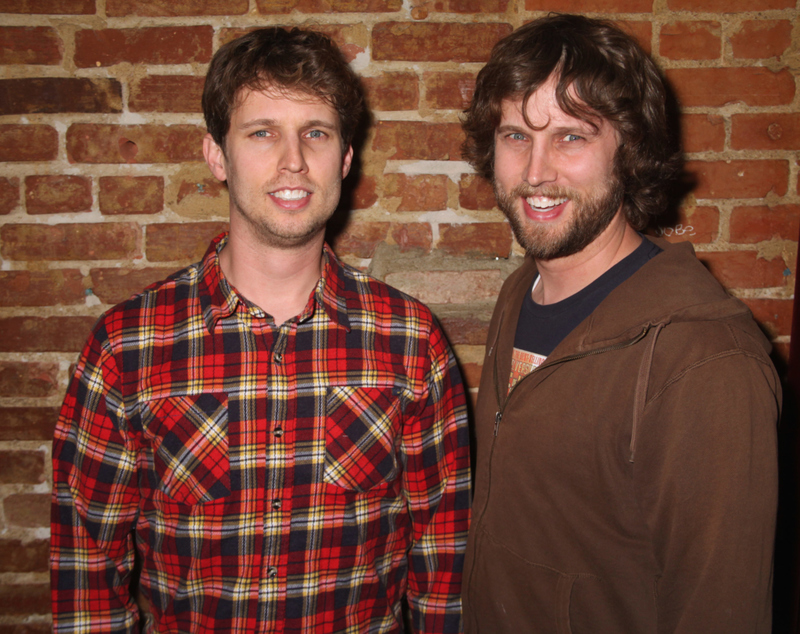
[267, 567, 278, 578]
[271, 499, 282, 510]
[274, 427, 284, 437]
[274, 352, 282, 363]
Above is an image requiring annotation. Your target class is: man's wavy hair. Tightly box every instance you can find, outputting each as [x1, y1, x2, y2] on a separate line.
[462, 14, 681, 230]
[203, 27, 365, 152]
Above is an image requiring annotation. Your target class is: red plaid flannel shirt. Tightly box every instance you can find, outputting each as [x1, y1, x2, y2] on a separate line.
[51, 233, 471, 633]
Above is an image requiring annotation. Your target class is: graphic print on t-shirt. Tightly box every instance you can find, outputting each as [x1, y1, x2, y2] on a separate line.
[509, 347, 546, 391]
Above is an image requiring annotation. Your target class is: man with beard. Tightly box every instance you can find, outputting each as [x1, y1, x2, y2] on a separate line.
[51, 28, 470, 633]
[460, 14, 779, 633]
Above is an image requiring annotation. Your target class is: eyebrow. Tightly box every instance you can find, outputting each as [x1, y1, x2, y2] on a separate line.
[238, 118, 339, 132]
[496, 122, 600, 137]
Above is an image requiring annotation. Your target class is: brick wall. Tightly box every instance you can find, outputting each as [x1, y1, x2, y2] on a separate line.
[0, 0, 797, 629]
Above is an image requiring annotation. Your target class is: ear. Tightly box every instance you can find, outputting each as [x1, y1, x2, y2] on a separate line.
[203, 133, 228, 182]
[341, 144, 354, 179]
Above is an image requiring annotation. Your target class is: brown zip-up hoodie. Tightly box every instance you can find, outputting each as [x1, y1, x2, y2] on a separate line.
[463, 238, 780, 634]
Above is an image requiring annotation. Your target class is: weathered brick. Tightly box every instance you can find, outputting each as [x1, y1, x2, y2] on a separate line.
[0, 125, 58, 162]
[616, 21, 652, 53]
[687, 160, 788, 199]
[681, 113, 725, 154]
[331, 222, 390, 258]
[2, 223, 141, 261]
[25, 175, 92, 215]
[668, 0, 792, 10]
[659, 21, 720, 61]
[0, 584, 50, 616]
[146, 222, 228, 262]
[0, 316, 96, 353]
[384, 174, 448, 211]
[439, 223, 513, 258]
[67, 124, 205, 164]
[0, 0, 94, 13]
[0, 177, 20, 215]
[666, 68, 795, 107]
[373, 121, 463, 161]
[390, 223, 432, 253]
[697, 251, 787, 289]
[655, 205, 719, 244]
[526, 0, 652, 11]
[99, 176, 164, 215]
[363, 73, 419, 111]
[731, 114, 800, 151]
[741, 298, 794, 338]
[90, 267, 177, 304]
[0, 27, 62, 65]
[0, 539, 49, 573]
[0, 624, 53, 634]
[730, 204, 800, 244]
[424, 72, 475, 110]
[731, 20, 792, 59]
[107, 0, 248, 15]
[373, 22, 511, 62]
[0, 270, 85, 306]
[347, 174, 378, 210]
[0, 407, 59, 441]
[459, 174, 497, 211]
[384, 270, 503, 305]
[460, 362, 482, 390]
[439, 316, 489, 346]
[0, 363, 59, 399]
[4, 494, 51, 528]
[255, 0, 402, 13]
[74, 27, 213, 68]
[129, 75, 204, 113]
[0, 78, 121, 116]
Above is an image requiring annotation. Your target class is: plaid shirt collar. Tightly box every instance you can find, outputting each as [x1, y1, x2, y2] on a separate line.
[198, 232, 351, 334]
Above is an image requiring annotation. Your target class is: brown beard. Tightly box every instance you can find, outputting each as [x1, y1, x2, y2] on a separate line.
[494, 176, 624, 260]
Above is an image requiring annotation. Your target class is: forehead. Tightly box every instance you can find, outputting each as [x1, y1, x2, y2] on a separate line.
[232, 86, 339, 124]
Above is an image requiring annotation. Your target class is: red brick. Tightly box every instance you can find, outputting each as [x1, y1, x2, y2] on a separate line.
[67, 124, 205, 163]
[424, 72, 475, 110]
[146, 222, 228, 262]
[0, 0, 94, 13]
[373, 121, 463, 160]
[527, 0, 652, 11]
[730, 205, 800, 244]
[459, 174, 496, 211]
[100, 176, 164, 215]
[373, 22, 511, 62]
[129, 75, 204, 113]
[0, 125, 58, 162]
[2, 223, 141, 261]
[741, 298, 794, 338]
[390, 223, 432, 253]
[439, 223, 513, 258]
[0, 584, 50, 616]
[4, 494, 51, 528]
[347, 175, 378, 210]
[654, 205, 719, 244]
[666, 68, 795, 107]
[616, 21, 652, 54]
[25, 175, 92, 215]
[460, 362, 482, 390]
[0, 270, 85, 307]
[176, 176, 226, 205]
[0, 27, 62, 65]
[0, 362, 58, 399]
[731, 20, 792, 59]
[90, 267, 176, 304]
[1, 625, 53, 634]
[255, 0, 402, 12]
[384, 270, 503, 305]
[681, 113, 725, 153]
[439, 316, 489, 346]
[0, 78, 121, 116]
[0, 407, 59, 441]
[385, 174, 448, 211]
[107, 0, 247, 15]
[668, 0, 791, 9]
[697, 251, 787, 289]
[219, 25, 367, 64]
[0, 539, 49, 573]
[0, 177, 20, 215]
[659, 21, 720, 61]
[331, 222, 390, 258]
[363, 73, 419, 111]
[0, 316, 96, 353]
[74, 27, 213, 67]
[731, 114, 800, 151]
[687, 160, 788, 199]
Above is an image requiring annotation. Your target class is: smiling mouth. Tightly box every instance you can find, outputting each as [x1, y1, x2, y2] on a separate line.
[271, 189, 311, 201]
[526, 195, 568, 211]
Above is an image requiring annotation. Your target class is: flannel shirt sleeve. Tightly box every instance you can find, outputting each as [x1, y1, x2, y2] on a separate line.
[51, 320, 140, 633]
[402, 323, 471, 634]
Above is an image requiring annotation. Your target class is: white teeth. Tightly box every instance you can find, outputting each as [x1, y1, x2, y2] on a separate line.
[272, 189, 310, 200]
[526, 196, 567, 209]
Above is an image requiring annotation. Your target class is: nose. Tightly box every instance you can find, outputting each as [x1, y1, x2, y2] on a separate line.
[524, 143, 557, 187]
[278, 136, 308, 174]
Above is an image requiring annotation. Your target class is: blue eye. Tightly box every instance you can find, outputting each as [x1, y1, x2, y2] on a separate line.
[509, 132, 526, 141]
[308, 130, 324, 139]
[253, 130, 268, 138]
[564, 134, 582, 142]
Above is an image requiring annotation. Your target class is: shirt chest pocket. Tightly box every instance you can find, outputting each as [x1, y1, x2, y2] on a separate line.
[324, 386, 404, 492]
[143, 393, 231, 505]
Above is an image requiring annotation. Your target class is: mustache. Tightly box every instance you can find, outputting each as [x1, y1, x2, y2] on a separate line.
[508, 183, 577, 200]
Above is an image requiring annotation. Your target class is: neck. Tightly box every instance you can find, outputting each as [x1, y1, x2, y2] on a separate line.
[532, 213, 641, 305]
